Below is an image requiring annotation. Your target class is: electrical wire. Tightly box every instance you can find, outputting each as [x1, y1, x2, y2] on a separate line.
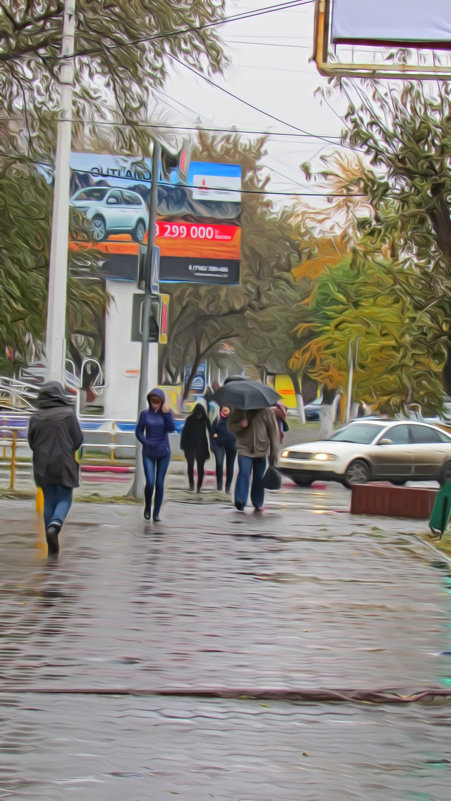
[168, 53, 349, 150]
[0, 114, 341, 140]
[0, 151, 366, 198]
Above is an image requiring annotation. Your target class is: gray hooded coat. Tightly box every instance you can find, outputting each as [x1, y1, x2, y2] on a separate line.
[28, 382, 84, 487]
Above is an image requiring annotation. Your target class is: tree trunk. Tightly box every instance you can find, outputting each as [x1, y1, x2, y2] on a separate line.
[318, 388, 340, 439]
[288, 370, 305, 423]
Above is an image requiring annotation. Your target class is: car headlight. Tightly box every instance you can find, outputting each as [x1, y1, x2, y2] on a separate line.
[312, 452, 337, 461]
[281, 450, 290, 458]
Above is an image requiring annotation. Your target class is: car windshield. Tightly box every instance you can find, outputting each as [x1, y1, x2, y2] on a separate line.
[73, 188, 108, 201]
[329, 423, 386, 444]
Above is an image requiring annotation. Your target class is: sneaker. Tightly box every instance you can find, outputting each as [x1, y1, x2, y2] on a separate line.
[46, 524, 60, 555]
[234, 501, 245, 511]
[253, 506, 265, 513]
[153, 514, 161, 522]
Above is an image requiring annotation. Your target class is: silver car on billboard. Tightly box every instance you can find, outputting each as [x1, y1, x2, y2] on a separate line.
[70, 186, 149, 242]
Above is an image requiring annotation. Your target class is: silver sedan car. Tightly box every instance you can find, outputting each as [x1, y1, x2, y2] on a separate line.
[278, 420, 451, 488]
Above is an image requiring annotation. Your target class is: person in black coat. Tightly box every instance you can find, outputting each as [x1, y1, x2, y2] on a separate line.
[28, 381, 83, 555]
[180, 403, 211, 492]
[211, 405, 236, 493]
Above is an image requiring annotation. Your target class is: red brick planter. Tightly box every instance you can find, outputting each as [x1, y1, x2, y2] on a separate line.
[350, 483, 437, 519]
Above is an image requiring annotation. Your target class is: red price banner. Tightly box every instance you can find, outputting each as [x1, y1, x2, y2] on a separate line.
[155, 221, 236, 242]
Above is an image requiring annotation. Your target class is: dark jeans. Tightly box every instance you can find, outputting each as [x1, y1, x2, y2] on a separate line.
[42, 485, 73, 530]
[185, 454, 206, 491]
[214, 445, 236, 491]
[234, 454, 267, 510]
[142, 453, 170, 516]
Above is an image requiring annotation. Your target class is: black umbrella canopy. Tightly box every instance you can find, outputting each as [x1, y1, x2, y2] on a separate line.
[211, 380, 280, 410]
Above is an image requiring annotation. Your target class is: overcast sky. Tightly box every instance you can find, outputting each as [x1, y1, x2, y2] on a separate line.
[161, 0, 347, 203]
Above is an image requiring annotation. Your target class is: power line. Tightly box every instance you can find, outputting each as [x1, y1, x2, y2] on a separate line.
[0, 151, 365, 198]
[0, 114, 342, 140]
[169, 53, 348, 150]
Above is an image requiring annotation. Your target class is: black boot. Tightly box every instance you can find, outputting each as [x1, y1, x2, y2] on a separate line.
[46, 523, 61, 556]
[144, 487, 152, 520]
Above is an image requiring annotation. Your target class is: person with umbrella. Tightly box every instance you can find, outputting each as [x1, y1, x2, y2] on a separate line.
[212, 381, 280, 512]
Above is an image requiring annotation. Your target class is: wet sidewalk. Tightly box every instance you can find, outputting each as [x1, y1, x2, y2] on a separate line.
[0, 496, 450, 800]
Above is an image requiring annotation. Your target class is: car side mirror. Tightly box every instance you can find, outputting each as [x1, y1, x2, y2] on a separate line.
[379, 438, 393, 445]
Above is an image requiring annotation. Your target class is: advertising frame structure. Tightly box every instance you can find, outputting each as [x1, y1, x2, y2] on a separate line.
[314, 0, 451, 79]
[68, 153, 242, 286]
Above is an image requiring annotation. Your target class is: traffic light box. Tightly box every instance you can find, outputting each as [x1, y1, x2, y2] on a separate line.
[159, 294, 169, 344]
[160, 141, 191, 184]
[131, 293, 169, 344]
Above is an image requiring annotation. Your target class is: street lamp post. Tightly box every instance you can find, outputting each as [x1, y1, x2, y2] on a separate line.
[45, 0, 76, 382]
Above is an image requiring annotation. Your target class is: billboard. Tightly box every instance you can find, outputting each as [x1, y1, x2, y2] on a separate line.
[69, 153, 241, 284]
[331, 0, 451, 47]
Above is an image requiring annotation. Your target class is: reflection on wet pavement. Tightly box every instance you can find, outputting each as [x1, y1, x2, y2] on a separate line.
[1, 695, 450, 801]
[0, 497, 449, 799]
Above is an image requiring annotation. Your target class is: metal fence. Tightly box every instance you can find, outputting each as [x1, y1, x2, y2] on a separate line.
[0, 416, 184, 490]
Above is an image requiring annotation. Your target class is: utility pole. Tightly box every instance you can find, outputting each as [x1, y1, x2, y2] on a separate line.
[131, 140, 161, 498]
[45, 0, 76, 381]
[345, 338, 359, 422]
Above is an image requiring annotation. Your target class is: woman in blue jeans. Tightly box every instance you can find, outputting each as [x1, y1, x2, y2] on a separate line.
[135, 388, 175, 521]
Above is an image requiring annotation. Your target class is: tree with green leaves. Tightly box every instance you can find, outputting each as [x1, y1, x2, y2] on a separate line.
[0, 0, 226, 158]
[0, 1, 227, 373]
[337, 80, 451, 393]
[290, 255, 445, 416]
[0, 158, 107, 374]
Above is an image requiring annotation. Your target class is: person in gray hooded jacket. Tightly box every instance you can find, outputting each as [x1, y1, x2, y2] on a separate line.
[28, 381, 83, 555]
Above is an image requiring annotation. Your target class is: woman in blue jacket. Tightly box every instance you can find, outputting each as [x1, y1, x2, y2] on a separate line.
[135, 388, 175, 521]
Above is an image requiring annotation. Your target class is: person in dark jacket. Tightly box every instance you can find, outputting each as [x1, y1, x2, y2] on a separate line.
[211, 405, 236, 492]
[28, 381, 83, 555]
[180, 403, 211, 492]
[135, 388, 175, 522]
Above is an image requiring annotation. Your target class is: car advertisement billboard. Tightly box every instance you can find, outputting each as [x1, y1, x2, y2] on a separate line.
[69, 153, 241, 284]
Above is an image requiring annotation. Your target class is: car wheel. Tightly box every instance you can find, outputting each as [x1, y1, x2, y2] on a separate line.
[289, 475, 313, 487]
[132, 219, 146, 242]
[391, 480, 406, 486]
[343, 459, 370, 488]
[439, 461, 451, 486]
[91, 215, 107, 241]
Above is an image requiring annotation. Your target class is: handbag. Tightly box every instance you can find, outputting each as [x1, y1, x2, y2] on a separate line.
[262, 463, 282, 490]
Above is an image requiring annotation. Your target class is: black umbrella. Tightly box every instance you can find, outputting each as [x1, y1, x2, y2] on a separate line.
[211, 380, 280, 410]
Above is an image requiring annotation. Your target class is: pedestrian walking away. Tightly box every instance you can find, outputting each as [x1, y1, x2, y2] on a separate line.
[211, 405, 236, 492]
[228, 406, 280, 512]
[180, 403, 211, 492]
[27, 381, 84, 556]
[135, 388, 175, 522]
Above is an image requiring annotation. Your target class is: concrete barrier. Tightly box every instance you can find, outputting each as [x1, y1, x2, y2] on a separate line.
[350, 483, 437, 519]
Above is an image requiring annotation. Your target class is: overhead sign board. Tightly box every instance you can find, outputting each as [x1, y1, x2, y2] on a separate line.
[331, 0, 451, 45]
[69, 154, 241, 285]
